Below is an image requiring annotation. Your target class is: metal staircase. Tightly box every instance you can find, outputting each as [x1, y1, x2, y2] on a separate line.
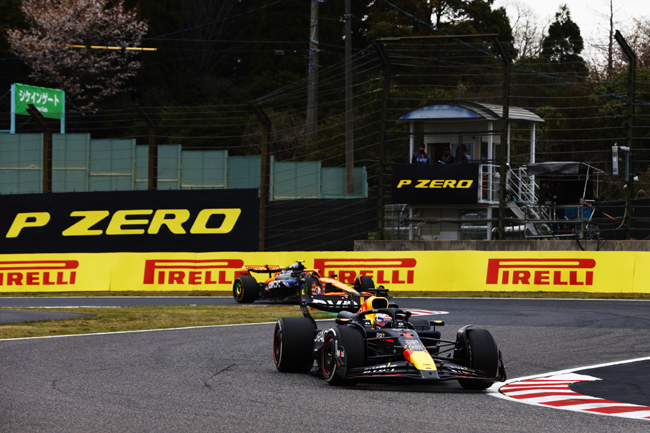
[506, 167, 552, 238]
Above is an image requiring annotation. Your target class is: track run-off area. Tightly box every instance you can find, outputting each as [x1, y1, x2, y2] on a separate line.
[1, 297, 649, 432]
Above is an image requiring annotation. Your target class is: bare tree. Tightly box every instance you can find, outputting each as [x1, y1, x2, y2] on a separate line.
[587, 0, 629, 80]
[630, 18, 650, 68]
[507, 1, 547, 59]
[6, 0, 148, 111]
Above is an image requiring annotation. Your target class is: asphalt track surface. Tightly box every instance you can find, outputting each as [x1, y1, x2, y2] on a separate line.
[0, 309, 95, 324]
[1, 297, 650, 432]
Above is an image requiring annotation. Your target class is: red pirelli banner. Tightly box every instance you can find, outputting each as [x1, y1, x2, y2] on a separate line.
[0, 251, 647, 293]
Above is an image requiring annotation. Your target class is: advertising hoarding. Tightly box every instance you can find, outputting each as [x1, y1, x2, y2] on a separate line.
[0, 250, 645, 293]
[392, 163, 479, 205]
[0, 189, 259, 253]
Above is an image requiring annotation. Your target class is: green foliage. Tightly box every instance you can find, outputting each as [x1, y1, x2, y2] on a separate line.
[246, 70, 304, 101]
[592, 67, 650, 199]
[540, 5, 588, 81]
[237, 0, 371, 80]
[365, 0, 513, 44]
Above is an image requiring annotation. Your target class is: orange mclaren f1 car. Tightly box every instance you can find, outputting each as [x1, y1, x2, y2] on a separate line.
[233, 260, 392, 305]
[273, 294, 507, 389]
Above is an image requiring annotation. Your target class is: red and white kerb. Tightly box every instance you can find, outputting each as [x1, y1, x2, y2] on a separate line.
[498, 373, 650, 420]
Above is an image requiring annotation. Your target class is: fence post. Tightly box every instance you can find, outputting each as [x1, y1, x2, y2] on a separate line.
[615, 30, 636, 240]
[26, 104, 52, 193]
[136, 103, 158, 190]
[251, 102, 271, 251]
[374, 42, 391, 240]
[495, 39, 511, 240]
[344, 0, 354, 194]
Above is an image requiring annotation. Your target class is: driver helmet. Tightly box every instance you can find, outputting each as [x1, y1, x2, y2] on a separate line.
[279, 263, 299, 276]
[374, 313, 392, 329]
[284, 264, 300, 273]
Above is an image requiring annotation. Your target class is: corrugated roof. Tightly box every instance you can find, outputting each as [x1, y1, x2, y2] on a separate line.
[398, 100, 544, 123]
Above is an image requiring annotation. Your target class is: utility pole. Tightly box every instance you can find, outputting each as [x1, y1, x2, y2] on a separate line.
[306, 0, 319, 139]
[344, 0, 354, 194]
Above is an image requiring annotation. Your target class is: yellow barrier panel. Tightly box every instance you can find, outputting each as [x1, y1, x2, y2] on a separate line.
[0, 251, 648, 293]
[0, 254, 111, 292]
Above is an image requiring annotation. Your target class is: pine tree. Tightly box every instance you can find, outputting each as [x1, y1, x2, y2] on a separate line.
[540, 5, 588, 81]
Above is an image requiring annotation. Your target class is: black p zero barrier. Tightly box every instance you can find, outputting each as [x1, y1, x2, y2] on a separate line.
[0, 189, 259, 253]
[392, 163, 479, 205]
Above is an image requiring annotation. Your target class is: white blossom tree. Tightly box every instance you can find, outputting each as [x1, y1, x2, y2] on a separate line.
[7, 0, 148, 111]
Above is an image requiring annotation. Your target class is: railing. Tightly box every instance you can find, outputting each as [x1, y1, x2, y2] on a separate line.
[476, 164, 599, 239]
[477, 163, 498, 203]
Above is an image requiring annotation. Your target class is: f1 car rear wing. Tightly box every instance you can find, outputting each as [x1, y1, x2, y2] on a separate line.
[239, 262, 321, 278]
[241, 265, 284, 274]
[298, 292, 398, 317]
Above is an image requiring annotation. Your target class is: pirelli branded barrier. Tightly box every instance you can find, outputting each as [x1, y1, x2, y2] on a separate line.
[0, 251, 649, 293]
[0, 189, 258, 253]
[392, 163, 479, 205]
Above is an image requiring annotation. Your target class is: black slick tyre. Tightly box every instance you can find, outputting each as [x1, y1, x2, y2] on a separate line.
[233, 276, 259, 303]
[321, 325, 365, 386]
[354, 276, 375, 292]
[273, 317, 315, 373]
[458, 328, 499, 390]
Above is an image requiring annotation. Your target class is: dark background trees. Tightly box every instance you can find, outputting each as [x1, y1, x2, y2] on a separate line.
[0, 0, 648, 201]
[540, 5, 588, 81]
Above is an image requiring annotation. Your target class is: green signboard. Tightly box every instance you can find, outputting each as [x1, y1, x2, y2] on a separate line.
[13, 83, 65, 120]
[2, 83, 66, 133]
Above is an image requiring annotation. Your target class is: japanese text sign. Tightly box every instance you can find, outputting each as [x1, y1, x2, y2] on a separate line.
[13, 83, 65, 120]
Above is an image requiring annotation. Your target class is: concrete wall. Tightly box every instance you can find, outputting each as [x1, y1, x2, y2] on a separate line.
[355, 240, 650, 252]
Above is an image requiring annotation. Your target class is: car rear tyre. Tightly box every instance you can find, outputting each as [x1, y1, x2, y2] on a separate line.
[354, 276, 375, 292]
[322, 325, 365, 386]
[273, 317, 315, 373]
[458, 328, 499, 390]
[233, 276, 259, 303]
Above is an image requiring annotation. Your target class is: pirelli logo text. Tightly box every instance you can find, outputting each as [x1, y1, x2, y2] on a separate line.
[313, 258, 416, 285]
[143, 259, 245, 285]
[486, 259, 596, 286]
[0, 260, 78, 286]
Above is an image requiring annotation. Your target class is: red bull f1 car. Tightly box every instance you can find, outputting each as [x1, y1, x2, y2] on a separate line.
[233, 260, 391, 305]
[273, 295, 506, 389]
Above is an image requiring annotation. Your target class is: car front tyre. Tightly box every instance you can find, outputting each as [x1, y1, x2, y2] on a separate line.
[458, 328, 499, 390]
[322, 326, 365, 386]
[274, 317, 315, 373]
